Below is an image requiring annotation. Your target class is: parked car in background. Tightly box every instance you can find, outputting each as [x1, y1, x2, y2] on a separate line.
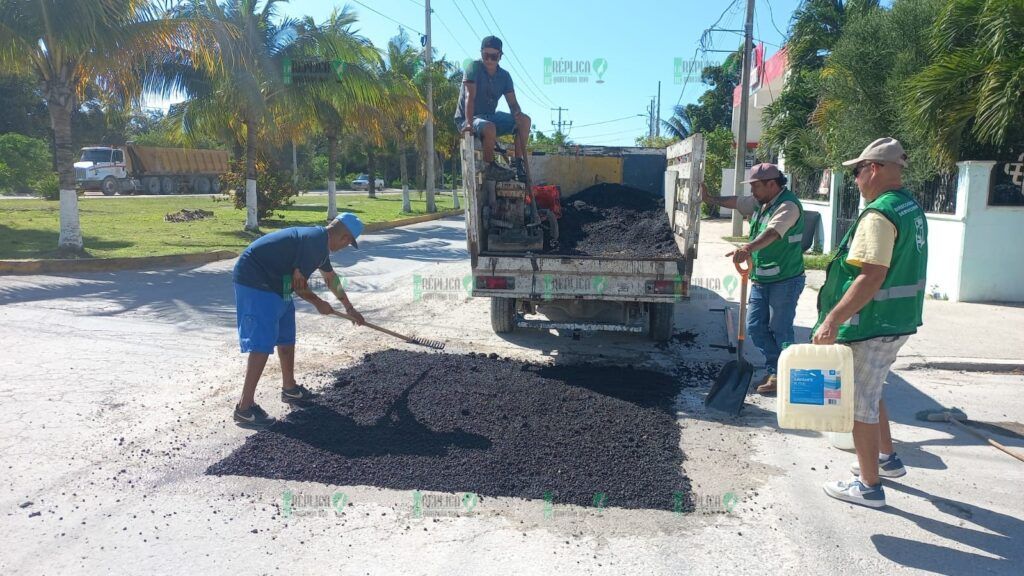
[351, 173, 385, 191]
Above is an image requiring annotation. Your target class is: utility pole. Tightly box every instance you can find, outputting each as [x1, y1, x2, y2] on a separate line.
[648, 97, 656, 138]
[656, 81, 661, 138]
[551, 107, 571, 134]
[424, 0, 437, 212]
[731, 0, 755, 236]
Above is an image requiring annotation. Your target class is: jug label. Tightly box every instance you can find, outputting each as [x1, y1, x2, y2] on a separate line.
[789, 369, 842, 406]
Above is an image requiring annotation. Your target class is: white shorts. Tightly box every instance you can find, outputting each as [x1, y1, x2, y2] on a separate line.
[850, 335, 910, 424]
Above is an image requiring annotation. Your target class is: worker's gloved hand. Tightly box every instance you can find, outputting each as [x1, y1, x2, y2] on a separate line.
[344, 306, 366, 326]
[314, 300, 334, 315]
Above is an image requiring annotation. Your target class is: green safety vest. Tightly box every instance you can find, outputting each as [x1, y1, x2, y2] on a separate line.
[749, 188, 806, 283]
[815, 189, 928, 343]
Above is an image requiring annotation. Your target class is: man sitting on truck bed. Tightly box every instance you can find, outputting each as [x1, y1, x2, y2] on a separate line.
[455, 35, 531, 183]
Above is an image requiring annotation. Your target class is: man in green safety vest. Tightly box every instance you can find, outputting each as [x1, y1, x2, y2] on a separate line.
[814, 138, 928, 509]
[702, 163, 806, 395]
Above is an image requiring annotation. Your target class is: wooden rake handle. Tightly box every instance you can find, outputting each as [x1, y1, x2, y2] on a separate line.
[329, 310, 417, 344]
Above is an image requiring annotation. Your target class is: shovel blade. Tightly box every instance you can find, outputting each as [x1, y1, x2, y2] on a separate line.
[705, 359, 754, 415]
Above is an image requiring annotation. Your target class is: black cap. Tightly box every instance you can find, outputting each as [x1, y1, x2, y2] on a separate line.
[481, 36, 502, 51]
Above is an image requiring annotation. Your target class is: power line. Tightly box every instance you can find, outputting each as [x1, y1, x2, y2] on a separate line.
[478, 0, 556, 107]
[450, 1, 481, 39]
[675, 0, 742, 106]
[467, 0, 491, 33]
[763, 0, 787, 39]
[571, 115, 639, 129]
[570, 127, 646, 141]
[349, 0, 423, 35]
[433, 10, 472, 59]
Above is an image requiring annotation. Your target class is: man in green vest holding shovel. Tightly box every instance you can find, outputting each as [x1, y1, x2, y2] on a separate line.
[702, 163, 806, 395]
[814, 138, 928, 508]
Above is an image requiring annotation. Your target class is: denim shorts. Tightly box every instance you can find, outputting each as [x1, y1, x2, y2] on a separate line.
[466, 112, 516, 137]
[234, 282, 296, 354]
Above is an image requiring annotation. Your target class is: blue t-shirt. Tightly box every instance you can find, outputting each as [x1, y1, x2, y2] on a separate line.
[454, 60, 514, 124]
[233, 226, 334, 296]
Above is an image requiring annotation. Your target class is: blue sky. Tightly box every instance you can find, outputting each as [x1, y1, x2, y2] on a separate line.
[156, 0, 804, 146]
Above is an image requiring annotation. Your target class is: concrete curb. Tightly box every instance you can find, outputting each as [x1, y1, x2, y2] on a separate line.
[0, 209, 463, 276]
[0, 250, 239, 276]
[362, 209, 463, 233]
[895, 357, 1024, 373]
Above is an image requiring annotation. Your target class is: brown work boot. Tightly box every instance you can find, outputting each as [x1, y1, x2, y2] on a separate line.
[755, 374, 777, 395]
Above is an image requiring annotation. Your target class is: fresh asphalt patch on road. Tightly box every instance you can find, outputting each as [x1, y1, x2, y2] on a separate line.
[208, 349, 720, 511]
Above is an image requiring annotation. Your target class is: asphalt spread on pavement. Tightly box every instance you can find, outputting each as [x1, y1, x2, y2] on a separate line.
[208, 349, 709, 511]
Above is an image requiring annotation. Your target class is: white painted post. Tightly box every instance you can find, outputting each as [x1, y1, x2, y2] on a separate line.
[245, 178, 258, 230]
[327, 179, 337, 220]
[57, 189, 83, 250]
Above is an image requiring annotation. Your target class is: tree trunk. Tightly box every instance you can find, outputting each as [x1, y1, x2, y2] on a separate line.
[400, 148, 411, 213]
[450, 152, 459, 209]
[47, 89, 82, 252]
[426, 150, 437, 213]
[244, 117, 259, 231]
[327, 135, 338, 220]
[367, 145, 376, 198]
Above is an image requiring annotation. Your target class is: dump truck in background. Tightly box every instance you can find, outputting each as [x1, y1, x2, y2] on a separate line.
[74, 143, 229, 196]
[459, 133, 704, 341]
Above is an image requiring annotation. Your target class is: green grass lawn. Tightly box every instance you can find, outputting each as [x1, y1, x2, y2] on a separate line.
[0, 193, 458, 259]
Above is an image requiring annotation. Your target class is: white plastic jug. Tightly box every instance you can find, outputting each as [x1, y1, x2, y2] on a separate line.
[776, 344, 855, 433]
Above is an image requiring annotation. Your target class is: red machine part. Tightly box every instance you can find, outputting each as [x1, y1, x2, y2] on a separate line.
[531, 185, 562, 219]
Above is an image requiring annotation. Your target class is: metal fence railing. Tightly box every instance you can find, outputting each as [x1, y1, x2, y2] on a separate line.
[790, 170, 827, 200]
[907, 172, 958, 214]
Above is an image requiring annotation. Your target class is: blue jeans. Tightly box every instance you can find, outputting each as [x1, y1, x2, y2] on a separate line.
[746, 274, 806, 374]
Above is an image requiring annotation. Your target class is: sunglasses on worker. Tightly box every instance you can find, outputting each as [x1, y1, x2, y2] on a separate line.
[853, 161, 882, 178]
[481, 50, 501, 61]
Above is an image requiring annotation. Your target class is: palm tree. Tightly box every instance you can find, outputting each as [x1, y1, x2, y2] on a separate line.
[661, 105, 693, 140]
[0, 0, 214, 251]
[760, 0, 878, 177]
[906, 0, 1024, 167]
[287, 8, 390, 218]
[168, 0, 334, 231]
[381, 30, 424, 212]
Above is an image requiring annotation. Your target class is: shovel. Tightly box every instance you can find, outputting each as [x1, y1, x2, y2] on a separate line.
[705, 256, 754, 415]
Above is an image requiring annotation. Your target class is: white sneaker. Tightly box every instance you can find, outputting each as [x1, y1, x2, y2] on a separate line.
[851, 453, 907, 478]
[823, 478, 886, 508]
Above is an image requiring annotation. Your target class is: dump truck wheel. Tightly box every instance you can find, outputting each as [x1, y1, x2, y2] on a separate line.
[101, 177, 118, 196]
[143, 177, 160, 195]
[648, 302, 674, 342]
[194, 177, 211, 194]
[490, 297, 516, 334]
[160, 177, 176, 195]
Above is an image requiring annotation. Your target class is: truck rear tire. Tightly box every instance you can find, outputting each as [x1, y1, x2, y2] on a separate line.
[194, 176, 211, 194]
[143, 177, 160, 195]
[648, 302, 674, 342]
[101, 176, 118, 196]
[160, 177, 176, 195]
[490, 297, 516, 334]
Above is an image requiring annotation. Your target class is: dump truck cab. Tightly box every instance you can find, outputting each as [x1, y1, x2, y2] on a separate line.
[75, 147, 128, 195]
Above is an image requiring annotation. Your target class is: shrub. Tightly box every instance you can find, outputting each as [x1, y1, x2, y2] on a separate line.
[34, 172, 60, 200]
[221, 160, 299, 222]
[0, 133, 50, 193]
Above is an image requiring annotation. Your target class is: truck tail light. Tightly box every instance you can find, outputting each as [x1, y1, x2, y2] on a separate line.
[646, 279, 686, 295]
[475, 276, 515, 290]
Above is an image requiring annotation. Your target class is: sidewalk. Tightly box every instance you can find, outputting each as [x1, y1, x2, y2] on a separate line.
[693, 218, 1024, 369]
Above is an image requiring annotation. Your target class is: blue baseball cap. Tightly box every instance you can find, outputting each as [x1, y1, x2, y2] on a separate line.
[335, 212, 364, 248]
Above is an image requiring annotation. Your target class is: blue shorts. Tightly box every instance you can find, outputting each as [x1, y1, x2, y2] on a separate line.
[466, 112, 516, 137]
[234, 282, 296, 354]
